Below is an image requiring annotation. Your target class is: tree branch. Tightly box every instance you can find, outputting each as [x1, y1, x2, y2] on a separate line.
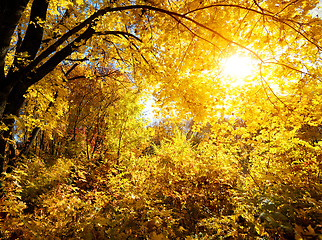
[95, 31, 142, 42]
[29, 25, 95, 86]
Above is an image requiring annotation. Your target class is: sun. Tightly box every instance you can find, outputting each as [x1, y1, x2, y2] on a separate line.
[222, 55, 256, 84]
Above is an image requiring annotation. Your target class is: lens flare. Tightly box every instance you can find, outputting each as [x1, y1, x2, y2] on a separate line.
[223, 55, 256, 83]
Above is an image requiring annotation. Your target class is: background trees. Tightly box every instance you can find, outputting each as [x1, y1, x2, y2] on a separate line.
[15, 65, 150, 163]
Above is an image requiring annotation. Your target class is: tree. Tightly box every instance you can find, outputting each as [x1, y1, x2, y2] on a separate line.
[57, 65, 150, 163]
[0, 0, 321, 173]
[14, 65, 149, 164]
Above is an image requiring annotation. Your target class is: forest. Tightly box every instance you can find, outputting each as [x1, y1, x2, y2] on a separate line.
[0, 0, 321, 239]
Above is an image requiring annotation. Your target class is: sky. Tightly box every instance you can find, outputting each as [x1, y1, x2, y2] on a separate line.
[312, 1, 322, 18]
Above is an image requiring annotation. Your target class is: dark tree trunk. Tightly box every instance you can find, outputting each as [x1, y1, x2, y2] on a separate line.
[0, 0, 49, 173]
[0, 0, 29, 173]
[0, 0, 95, 173]
[0, 84, 27, 173]
[0, 0, 29, 115]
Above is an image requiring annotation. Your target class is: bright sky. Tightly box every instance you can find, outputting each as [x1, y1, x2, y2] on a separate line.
[142, 98, 155, 122]
[311, 1, 322, 18]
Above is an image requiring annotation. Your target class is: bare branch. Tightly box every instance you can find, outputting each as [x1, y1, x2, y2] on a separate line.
[95, 30, 142, 42]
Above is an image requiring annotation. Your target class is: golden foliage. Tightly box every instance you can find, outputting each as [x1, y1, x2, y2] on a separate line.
[1, 0, 322, 239]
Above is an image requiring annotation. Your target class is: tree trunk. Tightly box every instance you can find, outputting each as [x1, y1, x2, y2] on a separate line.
[0, 85, 27, 173]
[19, 127, 41, 157]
